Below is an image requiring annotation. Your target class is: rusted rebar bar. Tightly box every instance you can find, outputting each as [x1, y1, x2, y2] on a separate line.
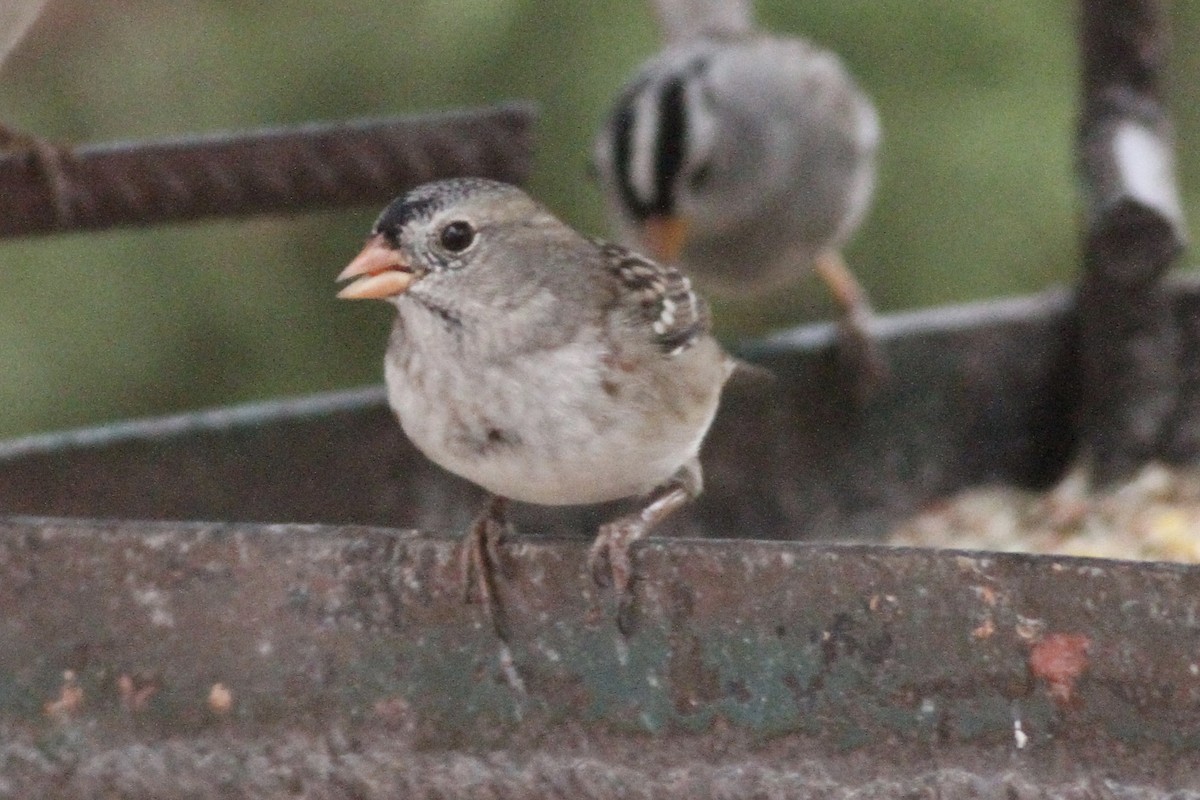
[0, 102, 536, 238]
[1075, 0, 1187, 482]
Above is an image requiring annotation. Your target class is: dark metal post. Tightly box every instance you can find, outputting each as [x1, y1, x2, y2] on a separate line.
[1075, 0, 1187, 482]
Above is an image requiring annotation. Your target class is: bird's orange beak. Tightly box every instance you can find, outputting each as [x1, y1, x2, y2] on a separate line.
[336, 234, 416, 300]
[641, 214, 690, 264]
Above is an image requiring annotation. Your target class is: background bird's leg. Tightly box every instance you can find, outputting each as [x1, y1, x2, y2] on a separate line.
[588, 464, 699, 596]
[0, 122, 74, 225]
[814, 248, 889, 394]
[460, 494, 511, 638]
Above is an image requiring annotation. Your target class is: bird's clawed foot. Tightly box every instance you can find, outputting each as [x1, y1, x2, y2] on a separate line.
[460, 495, 512, 639]
[587, 517, 643, 596]
[587, 474, 696, 633]
[588, 517, 650, 636]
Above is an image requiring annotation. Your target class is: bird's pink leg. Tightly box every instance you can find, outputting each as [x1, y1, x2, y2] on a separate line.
[460, 495, 511, 638]
[588, 471, 697, 596]
[814, 249, 889, 396]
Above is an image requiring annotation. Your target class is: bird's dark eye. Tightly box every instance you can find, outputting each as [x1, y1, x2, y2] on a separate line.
[439, 220, 475, 253]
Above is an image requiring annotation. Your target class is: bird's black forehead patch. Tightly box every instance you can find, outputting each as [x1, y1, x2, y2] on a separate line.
[374, 195, 438, 240]
[372, 178, 513, 240]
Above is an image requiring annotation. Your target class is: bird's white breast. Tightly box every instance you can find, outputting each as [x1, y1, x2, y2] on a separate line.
[386, 329, 720, 506]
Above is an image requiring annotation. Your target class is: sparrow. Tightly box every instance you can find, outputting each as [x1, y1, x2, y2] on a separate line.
[337, 178, 733, 634]
[591, 9, 882, 374]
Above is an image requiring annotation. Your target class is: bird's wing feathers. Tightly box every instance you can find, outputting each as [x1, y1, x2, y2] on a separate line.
[593, 238, 710, 355]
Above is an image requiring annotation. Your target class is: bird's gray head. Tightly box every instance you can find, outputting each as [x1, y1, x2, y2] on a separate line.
[592, 40, 768, 264]
[337, 178, 589, 332]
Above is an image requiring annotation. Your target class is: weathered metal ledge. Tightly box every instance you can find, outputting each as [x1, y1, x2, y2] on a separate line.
[0, 519, 1197, 797]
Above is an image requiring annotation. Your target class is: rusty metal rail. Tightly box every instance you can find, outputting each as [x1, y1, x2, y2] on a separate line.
[0, 289, 1083, 539]
[0, 103, 536, 237]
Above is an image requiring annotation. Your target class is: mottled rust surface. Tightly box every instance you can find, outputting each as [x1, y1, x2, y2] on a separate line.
[0, 518, 1198, 797]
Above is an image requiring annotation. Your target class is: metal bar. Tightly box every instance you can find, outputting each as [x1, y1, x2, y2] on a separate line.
[0, 103, 537, 237]
[0, 287, 1083, 539]
[0, 518, 1196, 797]
[1075, 0, 1187, 482]
[11, 277, 1200, 545]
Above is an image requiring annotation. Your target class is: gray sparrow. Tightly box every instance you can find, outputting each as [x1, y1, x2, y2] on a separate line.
[591, 7, 882, 374]
[337, 178, 733, 633]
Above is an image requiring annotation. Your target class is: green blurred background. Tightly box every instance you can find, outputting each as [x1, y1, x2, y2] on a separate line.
[0, 0, 1196, 438]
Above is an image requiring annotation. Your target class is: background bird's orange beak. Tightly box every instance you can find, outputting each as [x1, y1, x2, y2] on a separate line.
[336, 235, 416, 300]
[641, 214, 690, 264]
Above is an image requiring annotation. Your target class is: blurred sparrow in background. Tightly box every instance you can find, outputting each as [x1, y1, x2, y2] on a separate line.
[592, 0, 883, 380]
